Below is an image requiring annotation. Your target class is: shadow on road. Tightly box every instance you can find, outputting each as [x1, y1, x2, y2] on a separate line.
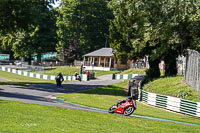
[0, 91, 52, 102]
[78, 85, 126, 97]
[0, 78, 124, 102]
[11, 83, 103, 94]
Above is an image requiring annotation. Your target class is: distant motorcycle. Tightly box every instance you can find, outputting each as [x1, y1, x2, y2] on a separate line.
[75, 72, 81, 81]
[76, 74, 81, 81]
[108, 95, 137, 116]
[56, 73, 64, 86]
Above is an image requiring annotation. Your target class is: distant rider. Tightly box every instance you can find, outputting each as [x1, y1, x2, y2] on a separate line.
[75, 72, 81, 81]
[56, 72, 64, 87]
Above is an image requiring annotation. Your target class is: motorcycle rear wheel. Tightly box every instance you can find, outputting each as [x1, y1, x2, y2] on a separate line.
[123, 106, 134, 116]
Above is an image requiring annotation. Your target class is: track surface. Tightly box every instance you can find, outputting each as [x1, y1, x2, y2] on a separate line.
[0, 74, 199, 126]
[0, 74, 121, 106]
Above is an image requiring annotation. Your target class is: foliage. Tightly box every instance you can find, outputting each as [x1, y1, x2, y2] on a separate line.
[108, 0, 200, 77]
[0, 0, 56, 33]
[0, 0, 58, 64]
[56, 0, 113, 62]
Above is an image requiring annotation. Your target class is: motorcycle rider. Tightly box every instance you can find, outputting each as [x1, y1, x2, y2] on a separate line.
[56, 72, 64, 87]
[117, 94, 136, 107]
[75, 72, 81, 81]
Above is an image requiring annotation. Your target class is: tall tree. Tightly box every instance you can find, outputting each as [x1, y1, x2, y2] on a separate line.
[108, 0, 200, 78]
[56, 0, 113, 63]
[0, 0, 58, 64]
[12, 9, 58, 65]
[0, 0, 56, 33]
[108, 0, 161, 78]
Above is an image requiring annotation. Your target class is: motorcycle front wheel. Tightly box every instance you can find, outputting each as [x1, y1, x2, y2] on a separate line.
[108, 106, 115, 113]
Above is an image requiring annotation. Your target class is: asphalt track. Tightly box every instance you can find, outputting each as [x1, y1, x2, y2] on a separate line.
[0, 78, 11, 81]
[0, 74, 199, 126]
[0, 74, 121, 108]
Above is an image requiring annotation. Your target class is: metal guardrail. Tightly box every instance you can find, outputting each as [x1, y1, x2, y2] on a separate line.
[112, 73, 146, 80]
[141, 90, 200, 117]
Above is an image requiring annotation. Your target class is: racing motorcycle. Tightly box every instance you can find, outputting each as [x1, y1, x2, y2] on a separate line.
[108, 95, 137, 116]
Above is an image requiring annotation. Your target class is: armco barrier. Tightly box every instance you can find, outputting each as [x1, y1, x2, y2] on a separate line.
[141, 90, 200, 117]
[112, 73, 146, 80]
[0, 66, 89, 81]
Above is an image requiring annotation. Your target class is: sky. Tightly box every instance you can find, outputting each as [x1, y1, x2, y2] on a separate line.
[52, 0, 60, 8]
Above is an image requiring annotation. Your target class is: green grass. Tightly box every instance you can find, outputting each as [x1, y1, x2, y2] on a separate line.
[56, 80, 200, 125]
[119, 68, 146, 74]
[143, 75, 200, 102]
[42, 66, 119, 77]
[43, 66, 81, 76]
[0, 70, 55, 85]
[93, 70, 119, 77]
[43, 66, 147, 77]
[0, 100, 199, 133]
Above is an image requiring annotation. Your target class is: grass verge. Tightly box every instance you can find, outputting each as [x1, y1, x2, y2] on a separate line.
[43, 66, 80, 76]
[42, 66, 119, 77]
[0, 70, 55, 85]
[56, 80, 200, 125]
[0, 100, 199, 132]
[119, 68, 146, 74]
[143, 75, 200, 102]
[43, 66, 147, 77]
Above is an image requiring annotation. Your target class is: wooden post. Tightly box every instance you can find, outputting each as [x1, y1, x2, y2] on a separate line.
[92, 57, 95, 66]
[90, 57, 92, 66]
[109, 57, 112, 69]
[83, 56, 86, 66]
[99, 57, 101, 66]
[104, 57, 106, 67]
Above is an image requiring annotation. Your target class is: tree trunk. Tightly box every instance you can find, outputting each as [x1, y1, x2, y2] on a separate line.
[164, 49, 177, 76]
[28, 54, 32, 65]
[146, 58, 160, 79]
[36, 52, 42, 65]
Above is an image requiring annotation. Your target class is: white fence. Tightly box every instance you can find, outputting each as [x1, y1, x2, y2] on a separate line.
[141, 90, 200, 117]
[0, 66, 89, 81]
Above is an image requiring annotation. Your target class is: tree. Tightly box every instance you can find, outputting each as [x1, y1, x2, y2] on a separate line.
[108, 0, 200, 78]
[12, 9, 58, 65]
[0, 0, 56, 32]
[0, 0, 58, 64]
[108, 0, 161, 78]
[56, 0, 113, 63]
